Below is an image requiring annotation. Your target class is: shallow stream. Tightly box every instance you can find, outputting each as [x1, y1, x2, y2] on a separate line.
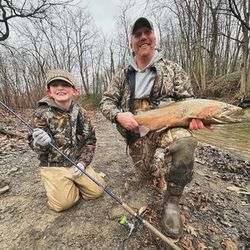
[194, 108, 250, 160]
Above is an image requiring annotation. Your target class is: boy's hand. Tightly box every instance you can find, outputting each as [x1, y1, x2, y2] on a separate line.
[33, 128, 51, 146]
[72, 163, 85, 178]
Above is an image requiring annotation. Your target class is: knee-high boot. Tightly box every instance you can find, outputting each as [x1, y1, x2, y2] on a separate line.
[161, 136, 197, 238]
[161, 182, 184, 238]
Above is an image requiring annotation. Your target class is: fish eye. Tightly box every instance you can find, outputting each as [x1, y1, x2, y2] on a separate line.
[221, 107, 228, 112]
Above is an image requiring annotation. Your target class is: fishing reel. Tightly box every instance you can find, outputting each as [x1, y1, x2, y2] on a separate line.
[118, 214, 135, 237]
[118, 214, 136, 250]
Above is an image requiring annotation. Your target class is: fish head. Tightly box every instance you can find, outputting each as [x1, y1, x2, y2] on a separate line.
[209, 103, 243, 123]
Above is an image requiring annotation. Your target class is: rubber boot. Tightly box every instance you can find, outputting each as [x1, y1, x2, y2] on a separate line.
[161, 182, 184, 239]
[162, 137, 197, 238]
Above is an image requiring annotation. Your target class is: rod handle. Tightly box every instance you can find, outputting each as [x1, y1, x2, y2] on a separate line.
[121, 202, 181, 250]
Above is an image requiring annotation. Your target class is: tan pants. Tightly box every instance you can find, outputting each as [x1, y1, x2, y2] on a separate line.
[40, 165, 105, 212]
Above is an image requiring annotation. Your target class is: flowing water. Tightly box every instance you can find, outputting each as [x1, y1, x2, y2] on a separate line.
[193, 108, 250, 161]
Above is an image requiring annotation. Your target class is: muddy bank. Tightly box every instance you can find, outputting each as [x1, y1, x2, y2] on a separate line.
[0, 110, 249, 249]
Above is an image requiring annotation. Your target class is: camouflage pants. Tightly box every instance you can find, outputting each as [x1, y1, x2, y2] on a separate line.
[129, 128, 195, 189]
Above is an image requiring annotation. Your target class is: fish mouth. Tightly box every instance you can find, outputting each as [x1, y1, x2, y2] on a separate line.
[211, 111, 243, 123]
[220, 107, 243, 122]
[203, 116, 240, 124]
[220, 116, 239, 123]
[204, 107, 243, 123]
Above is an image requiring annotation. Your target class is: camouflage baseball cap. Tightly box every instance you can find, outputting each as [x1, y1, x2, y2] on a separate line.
[130, 17, 154, 35]
[46, 69, 76, 87]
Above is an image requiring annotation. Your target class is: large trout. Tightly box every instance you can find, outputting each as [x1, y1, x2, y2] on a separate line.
[134, 99, 242, 136]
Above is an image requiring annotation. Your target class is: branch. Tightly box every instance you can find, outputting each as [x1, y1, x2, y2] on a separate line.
[0, 0, 74, 41]
[228, 0, 250, 31]
[0, 1, 9, 41]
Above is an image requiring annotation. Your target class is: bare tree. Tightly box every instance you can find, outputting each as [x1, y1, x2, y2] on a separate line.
[225, 0, 250, 96]
[228, 0, 250, 31]
[115, 0, 136, 68]
[0, 0, 74, 41]
[71, 8, 96, 95]
[109, 39, 115, 80]
[204, 0, 223, 79]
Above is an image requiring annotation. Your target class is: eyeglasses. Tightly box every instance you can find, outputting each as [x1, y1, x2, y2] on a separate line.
[133, 29, 153, 39]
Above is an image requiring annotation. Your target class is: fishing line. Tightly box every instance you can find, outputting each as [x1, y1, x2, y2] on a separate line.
[0, 100, 181, 250]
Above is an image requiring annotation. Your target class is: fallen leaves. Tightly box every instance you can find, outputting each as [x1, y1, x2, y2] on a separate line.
[221, 237, 238, 250]
[180, 236, 195, 250]
[184, 224, 198, 237]
[138, 205, 148, 216]
[197, 241, 207, 250]
[0, 135, 29, 154]
[226, 185, 249, 195]
[207, 224, 220, 234]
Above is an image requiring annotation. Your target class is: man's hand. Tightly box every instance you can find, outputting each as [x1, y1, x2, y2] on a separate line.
[72, 163, 85, 179]
[189, 118, 213, 130]
[116, 112, 139, 130]
[33, 128, 51, 146]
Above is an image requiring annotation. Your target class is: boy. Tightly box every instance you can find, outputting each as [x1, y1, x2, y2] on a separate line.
[29, 69, 105, 212]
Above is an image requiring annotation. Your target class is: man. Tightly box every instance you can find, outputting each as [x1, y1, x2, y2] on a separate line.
[29, 69, 105, 212]
[100, 17, 207, 238]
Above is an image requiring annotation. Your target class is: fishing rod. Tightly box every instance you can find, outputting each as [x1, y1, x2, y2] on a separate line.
[0, 100, 181, 250]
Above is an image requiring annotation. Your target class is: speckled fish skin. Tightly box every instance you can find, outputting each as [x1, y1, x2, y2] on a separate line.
[134, 99, 242, 135]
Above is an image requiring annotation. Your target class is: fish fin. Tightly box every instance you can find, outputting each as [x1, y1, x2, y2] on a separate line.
[139, 126, 150, 137]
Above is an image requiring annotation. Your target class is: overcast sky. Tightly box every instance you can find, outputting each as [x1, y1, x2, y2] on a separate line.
[86, 0, 149, 37]
[87, 0, 120, 35]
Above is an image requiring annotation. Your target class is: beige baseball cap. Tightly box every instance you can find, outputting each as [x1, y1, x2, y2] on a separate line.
[46, 69, 76, 87]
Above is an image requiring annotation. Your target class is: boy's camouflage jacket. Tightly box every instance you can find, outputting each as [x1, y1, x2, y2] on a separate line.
[100, 58, 194, 137]
[29, 96, 96, 167]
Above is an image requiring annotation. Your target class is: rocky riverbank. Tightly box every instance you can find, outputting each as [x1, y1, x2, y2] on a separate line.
[0, 109, 249, 249]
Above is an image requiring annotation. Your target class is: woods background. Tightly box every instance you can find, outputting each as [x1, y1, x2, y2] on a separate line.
[0, 0, 249, 108]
